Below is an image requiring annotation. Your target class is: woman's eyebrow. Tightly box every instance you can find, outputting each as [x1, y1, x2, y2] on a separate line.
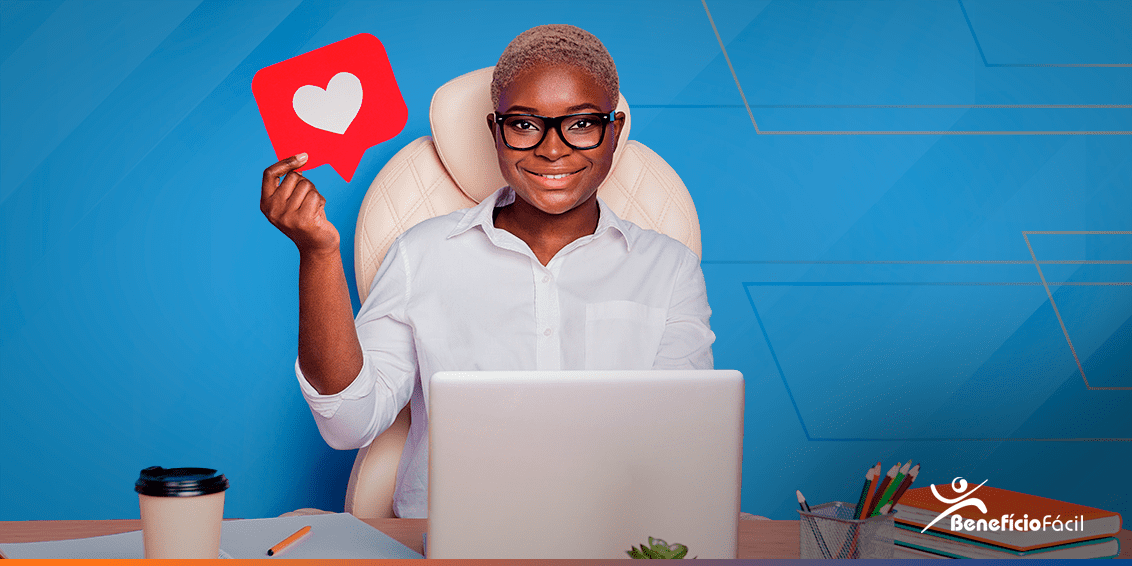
[501, 103, 605, 114]
[502, 105, 540, 114]
[565, 103, 603, 113]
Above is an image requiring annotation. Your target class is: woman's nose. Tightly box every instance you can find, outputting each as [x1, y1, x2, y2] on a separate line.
[534, 125, 570, 159]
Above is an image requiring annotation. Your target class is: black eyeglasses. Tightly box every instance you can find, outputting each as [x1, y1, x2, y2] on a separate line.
[493, 112, 615, 150]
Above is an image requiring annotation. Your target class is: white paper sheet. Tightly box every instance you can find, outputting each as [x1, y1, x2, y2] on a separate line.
[0, 513, 423, 559]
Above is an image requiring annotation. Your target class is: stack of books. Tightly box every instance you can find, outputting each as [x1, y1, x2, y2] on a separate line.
[892, 485, 1122, 559]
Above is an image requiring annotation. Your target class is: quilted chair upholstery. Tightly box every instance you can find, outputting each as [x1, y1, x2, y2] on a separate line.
[343, 67, 702, 519]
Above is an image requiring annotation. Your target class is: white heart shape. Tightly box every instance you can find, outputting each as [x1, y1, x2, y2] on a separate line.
[292, 72, 363, 135]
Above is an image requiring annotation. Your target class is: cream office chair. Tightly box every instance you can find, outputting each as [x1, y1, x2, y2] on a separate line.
[342, 67, 703, 518]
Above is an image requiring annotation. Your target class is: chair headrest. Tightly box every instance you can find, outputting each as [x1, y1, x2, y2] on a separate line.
[429, 67, 632, 203]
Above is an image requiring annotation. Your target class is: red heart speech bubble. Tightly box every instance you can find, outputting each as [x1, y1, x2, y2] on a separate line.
[252, 33, 407, 182]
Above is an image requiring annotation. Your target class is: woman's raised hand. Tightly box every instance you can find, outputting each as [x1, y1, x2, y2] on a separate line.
[261, 153, 361, 395]
[260, 153, 341, 256]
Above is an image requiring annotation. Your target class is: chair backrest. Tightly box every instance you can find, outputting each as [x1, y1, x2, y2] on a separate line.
[345, 67, 702, 518]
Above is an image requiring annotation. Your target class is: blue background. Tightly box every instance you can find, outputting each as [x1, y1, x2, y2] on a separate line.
[2, 0, 1129, 520]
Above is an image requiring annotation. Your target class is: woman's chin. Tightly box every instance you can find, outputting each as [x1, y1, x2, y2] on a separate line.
[515, 188, 591, 216]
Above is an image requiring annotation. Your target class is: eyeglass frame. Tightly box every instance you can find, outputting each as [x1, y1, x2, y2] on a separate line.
[492, 111, 617, 151]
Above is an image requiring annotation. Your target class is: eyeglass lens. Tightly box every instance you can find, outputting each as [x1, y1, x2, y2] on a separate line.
[500, 115, 605, 149]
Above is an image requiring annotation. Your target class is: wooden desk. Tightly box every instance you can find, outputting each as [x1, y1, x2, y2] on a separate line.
[2, 519, 1128, 559]
[0, 518, 796, 559]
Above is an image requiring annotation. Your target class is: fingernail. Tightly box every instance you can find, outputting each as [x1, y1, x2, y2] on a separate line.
[296, 153, 308, 163]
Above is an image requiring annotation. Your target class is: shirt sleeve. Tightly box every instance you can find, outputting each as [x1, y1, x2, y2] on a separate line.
[653, 248, 716, 370]
[295, 238, 419, 450]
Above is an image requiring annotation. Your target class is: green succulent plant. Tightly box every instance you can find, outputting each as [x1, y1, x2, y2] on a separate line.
[627, 536, 693, 559]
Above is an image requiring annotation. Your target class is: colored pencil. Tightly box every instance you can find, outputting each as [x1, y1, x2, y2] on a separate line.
[866, 463, 899, 517]
[872, 461, 910, 516]
[888, 463, 920, 508]
[796, 489, 811, 513]
[797, 490, 831, 558]
[851, 461, 873, 518]
[843, 463, 877, 557]
[869, 463, 899, 515]
[855, 463, 881, 520]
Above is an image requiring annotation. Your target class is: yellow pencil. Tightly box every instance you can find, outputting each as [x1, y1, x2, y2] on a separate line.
[267, 525, 312, 556]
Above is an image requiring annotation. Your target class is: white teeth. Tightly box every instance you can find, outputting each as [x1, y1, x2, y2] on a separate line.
[536, 172, 572, 179]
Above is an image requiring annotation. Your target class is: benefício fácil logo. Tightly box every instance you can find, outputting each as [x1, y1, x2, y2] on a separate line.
[922, 478, 1085, 534]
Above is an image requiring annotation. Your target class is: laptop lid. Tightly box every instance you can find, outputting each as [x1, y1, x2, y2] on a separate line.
[427, 370, 744, 559]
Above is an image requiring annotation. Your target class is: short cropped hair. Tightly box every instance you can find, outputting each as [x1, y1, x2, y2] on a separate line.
[491, 24, 619, 110]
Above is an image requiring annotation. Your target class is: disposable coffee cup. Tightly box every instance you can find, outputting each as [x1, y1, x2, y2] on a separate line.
[135, 466, 229, 559]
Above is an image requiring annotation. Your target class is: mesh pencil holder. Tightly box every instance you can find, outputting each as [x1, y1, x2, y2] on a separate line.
[798, 501, 894, 559]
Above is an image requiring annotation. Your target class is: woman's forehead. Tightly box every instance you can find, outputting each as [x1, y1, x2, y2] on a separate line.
[498, 63, 613, 113]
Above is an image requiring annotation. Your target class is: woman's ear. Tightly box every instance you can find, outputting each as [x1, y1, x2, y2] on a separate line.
[486, 113, 496, 137]
[612, 111, 626, 146]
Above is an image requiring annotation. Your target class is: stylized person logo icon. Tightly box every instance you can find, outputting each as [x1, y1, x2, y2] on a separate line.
[922, 477, 989, 532]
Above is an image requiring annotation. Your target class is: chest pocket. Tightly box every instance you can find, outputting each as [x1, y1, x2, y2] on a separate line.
[584, 300, 667, 370]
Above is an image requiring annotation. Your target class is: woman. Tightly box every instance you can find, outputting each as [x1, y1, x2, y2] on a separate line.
[260, 24, 714, 518]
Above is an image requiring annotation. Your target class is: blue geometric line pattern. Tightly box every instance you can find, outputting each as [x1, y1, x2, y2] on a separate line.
[957, 0, 1132, 67]
[702, 0, 1132, 134]
[1023, 231, 1132, 390]
[743, 280, 1131, 442]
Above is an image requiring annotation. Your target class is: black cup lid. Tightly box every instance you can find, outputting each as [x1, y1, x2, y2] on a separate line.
[135, 466, 229, 497]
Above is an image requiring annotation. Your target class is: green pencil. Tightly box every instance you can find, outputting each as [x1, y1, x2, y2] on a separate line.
[865, 463, 898, 517]
[871, 461, 910, 517]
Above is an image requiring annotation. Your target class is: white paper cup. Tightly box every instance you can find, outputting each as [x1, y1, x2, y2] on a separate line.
[135, 466, 229, 559]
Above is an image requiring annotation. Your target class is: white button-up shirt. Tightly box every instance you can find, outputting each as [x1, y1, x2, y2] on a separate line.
[296, 187, 714, 518]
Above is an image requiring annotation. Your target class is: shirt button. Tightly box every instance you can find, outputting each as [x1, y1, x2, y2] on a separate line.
[543, 328, 553, 336]
[542, 275, 550, 283]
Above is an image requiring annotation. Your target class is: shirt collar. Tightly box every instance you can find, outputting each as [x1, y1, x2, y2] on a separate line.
[447, 187, 637, 252]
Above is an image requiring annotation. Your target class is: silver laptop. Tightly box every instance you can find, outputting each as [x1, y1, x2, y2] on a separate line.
[427, 370, 744, 559]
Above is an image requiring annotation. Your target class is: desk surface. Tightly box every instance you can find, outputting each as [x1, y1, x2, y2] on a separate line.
[2, 519, 1128, 559]
[1, 518, 795, 559]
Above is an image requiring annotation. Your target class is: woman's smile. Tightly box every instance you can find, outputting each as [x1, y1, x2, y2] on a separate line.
[524, 166, 586, 187]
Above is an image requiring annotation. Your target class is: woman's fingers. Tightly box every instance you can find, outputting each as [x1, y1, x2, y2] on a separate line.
[296, 183, 326, 221]
[261, 153, 308, 200]
[261, 153, 308, 222]
[259, 153, 338, 254]
[265, 170, 302, 220]
[287, 177, 317, 215]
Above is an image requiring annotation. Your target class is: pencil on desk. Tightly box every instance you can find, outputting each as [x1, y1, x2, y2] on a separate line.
[267, 525, 311, 556]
